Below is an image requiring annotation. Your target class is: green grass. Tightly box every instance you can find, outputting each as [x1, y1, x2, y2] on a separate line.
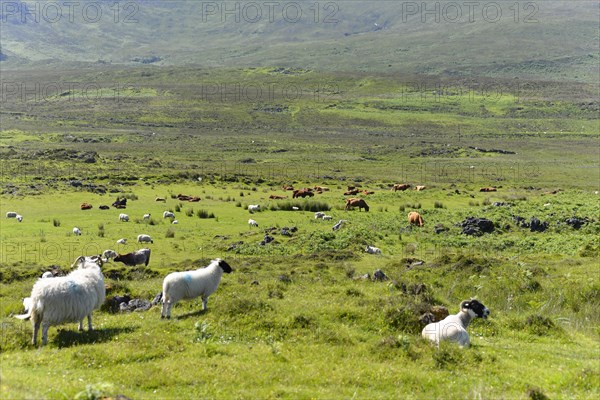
[0, 66, 598, 399]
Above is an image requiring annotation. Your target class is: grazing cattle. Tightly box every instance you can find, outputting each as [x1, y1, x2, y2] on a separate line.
[163, 211, 175, 219]
[392, 184, 411, 191]
[345, 198, 369, 212]
[415, 185, 426, 191]
[99, 205, 110, 210]
[117, 238, 127, 245]
[73, 227, 82, 236]
[365, 245, 382, 255]
[408, 211, 424, 227]
[282, 185, 294, 191]
[80, 203, 93, 210]
[155, 197, 166, 202]
[137, 234, 153, 244]
[114, 248, 151, 267]
[293, 189, 314, 198]
[479, 187, 497, 192]
[422, 299, 490, 348]
[119, 213, 129, 222]
[248, 219, 259, 227]
[6, 212, 17, 218]
[112, 197, 127, 208]
[248, 205, 260, 213]
[269, 195, 287, 200]
[344, 189, 360, 196]
[314, 186, 329, 192]
[363, 190, 375, 195]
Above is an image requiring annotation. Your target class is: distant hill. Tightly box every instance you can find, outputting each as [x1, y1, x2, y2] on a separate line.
[1, 0, 598, 82]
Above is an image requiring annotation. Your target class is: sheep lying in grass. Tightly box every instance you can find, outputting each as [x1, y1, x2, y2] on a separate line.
[15, 255, 105, 346]
[422, 299, 490, 348]
[161, 258, 233, 319]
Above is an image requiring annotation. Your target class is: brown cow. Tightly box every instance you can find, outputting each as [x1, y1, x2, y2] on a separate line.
[269, 195, 287, 200]
[344, 189, 360, 195]
[479, 187, 497, 192]
[392, 184, 411, 191]
[80, 203, 93, 210]
[408, 211, 424, 227]
[314, 186, 330, 192]
[363, 190, 375, 195]
[293, 189, 314, 198]
[282, 185, 294, 191]
[345, 198, 369, 212]
[415, 185, 426, 191]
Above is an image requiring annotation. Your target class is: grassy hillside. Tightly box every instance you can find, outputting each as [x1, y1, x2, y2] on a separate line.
[0, 65, 598, 399]
[1, 0, 598, 82]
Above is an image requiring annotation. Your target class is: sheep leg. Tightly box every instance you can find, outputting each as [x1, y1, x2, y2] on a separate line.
[87, 314, 93, 331]
[32, 319, 40, 346]
[161, 299, 172, 319]
[202, 297, 208, 311]
[41, 323, 50, 346]
[78, 319, 84, 331]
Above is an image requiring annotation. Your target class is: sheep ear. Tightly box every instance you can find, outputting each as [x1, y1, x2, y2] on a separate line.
[460, 300, 470, 310]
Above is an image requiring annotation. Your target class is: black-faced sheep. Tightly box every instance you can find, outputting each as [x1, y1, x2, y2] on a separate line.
[422, 299, 490, 348]
[161, 258, 232, 319]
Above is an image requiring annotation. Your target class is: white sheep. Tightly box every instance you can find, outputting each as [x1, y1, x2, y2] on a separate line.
[137, 234, 153, 244]
[22, 272, 54, 315]
[102, 249, 118, 262]
[172, 220, 178, 224]
[248, 204, 260, 213]
[73, 227, 81, 236]
[422, 299, 490, 348]
[248, 219, 259, 227]
[116, 238, 127, 245]
[163, 211, 175, 219]
[314, 212, 325, 219]
[6, 211, 17, 218]
[16, 214, 23, 222]
[161, 258, 233, 319]
[322, 215, 333, 220]
[15, 255, 105, 346]
[119, 213, 129, 222]
[365, 245, 382, 255]
[332, 219, 345, 231]
[143, 213, 151, 220]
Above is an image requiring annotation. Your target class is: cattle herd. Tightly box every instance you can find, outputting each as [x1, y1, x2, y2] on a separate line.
[9, 182, 504, 347]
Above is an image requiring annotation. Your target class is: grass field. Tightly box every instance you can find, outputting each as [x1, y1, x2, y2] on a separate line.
[0, 65, 599, 399]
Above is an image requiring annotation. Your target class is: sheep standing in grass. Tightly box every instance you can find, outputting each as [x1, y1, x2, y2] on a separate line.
[73, 227, 81, 236]
[137, 234, 153, 244]
[15, 255, 105, 346]
[161, 259, 233, 319]
[422, 299, 490, 348]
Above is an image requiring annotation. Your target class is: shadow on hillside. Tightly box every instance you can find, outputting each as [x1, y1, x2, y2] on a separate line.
[53, 326, 136, 348]
[175, 309, 207, 320]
